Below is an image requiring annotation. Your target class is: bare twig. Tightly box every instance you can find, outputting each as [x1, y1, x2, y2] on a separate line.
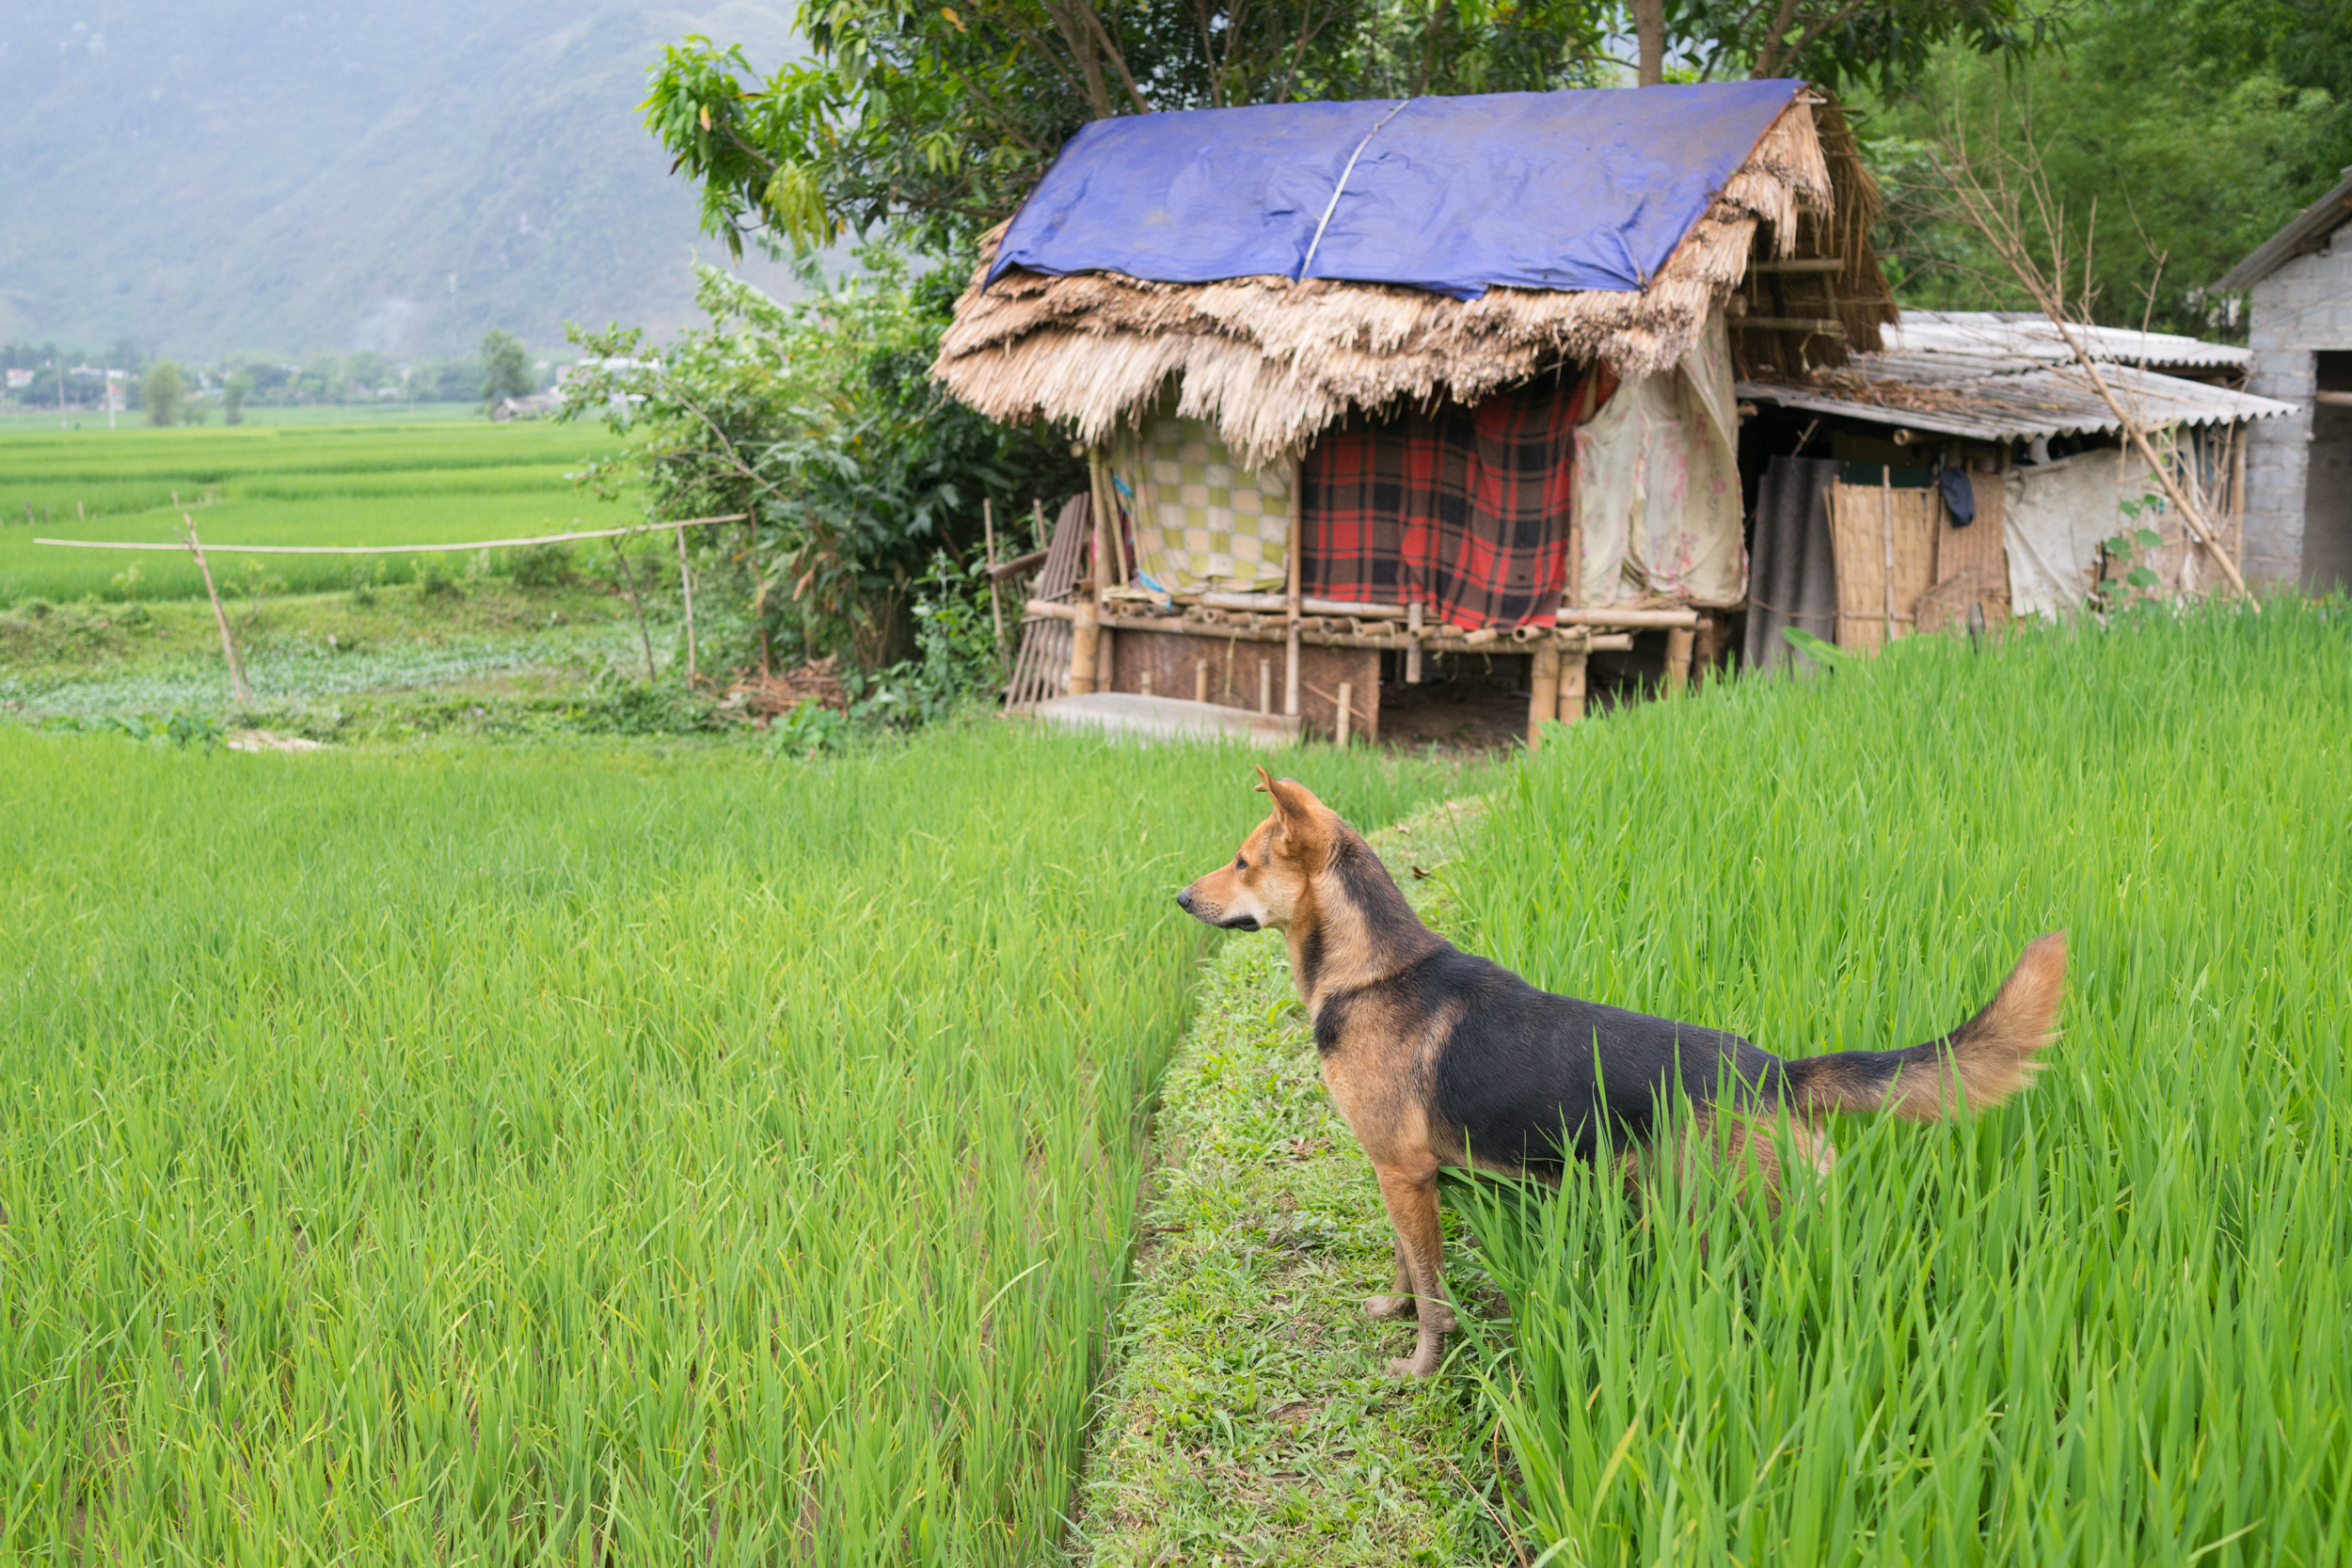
[612, 535, 659, 682]
[1932, 114, 2255, 605]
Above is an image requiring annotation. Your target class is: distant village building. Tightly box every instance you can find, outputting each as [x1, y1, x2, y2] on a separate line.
[2217, 169, 2352, 593]
[489, 391, 563, 421]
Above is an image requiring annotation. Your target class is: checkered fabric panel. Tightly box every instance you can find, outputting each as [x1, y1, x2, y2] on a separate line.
[1111, 417, 1291, 593]
[1301, 374, 1599, 629]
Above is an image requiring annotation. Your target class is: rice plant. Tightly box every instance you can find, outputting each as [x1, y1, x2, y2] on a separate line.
[1446, 602, 2351, 1566]
[0, 721, 1474, 1563]
[0, 422, 629, 604]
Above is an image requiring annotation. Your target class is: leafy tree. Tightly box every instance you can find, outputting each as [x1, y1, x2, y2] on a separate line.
[1862, 0, 2350, 333]
[223, 372, 252, 425]
[345, 351, 394, 397]
[643, 0, 2054, 262]
[141, 362, 184, 427]
[561, 247, 1083, 672]
[480, 329, 535, 405]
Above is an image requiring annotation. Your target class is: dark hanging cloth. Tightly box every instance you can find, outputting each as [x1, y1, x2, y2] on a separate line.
[1937, 464, 1978, 526]
[1300, 376, 1597, 630]
[1741, 455, 1843, 674]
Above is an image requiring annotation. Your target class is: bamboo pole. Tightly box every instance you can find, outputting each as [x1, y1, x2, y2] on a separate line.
[179, 513, 252, 707]
[1881, 470, 1896, 646]
[1335, 681, 1353, 747]
[1195, 660, 1208, 704]
[982, 499, 1005, 648]
[2229, 421, 2248, 570]
[675, 526, 698, 685]
[1258, 657, 1272, 715]
[1283, 456, 1303, 718]
[1089, 447, 1129, 587]
[1405, 601, 1423, 684]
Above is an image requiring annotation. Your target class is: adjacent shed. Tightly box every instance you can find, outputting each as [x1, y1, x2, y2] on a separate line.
[1735, 311, 2293, 670]
[2217, 169, 2352, 593]
[938, 81, 1894, 743]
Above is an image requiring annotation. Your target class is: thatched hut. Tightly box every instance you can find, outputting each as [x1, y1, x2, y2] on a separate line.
[936, 82, 1898, 744]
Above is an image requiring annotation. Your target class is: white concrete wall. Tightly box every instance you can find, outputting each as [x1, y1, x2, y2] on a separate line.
[2245, 234, 2352, 586]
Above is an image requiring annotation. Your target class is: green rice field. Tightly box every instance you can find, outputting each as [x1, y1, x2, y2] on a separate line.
[0, 420, 629, 606]
[0, 723, 1470, 1563]
[1446, 603, 2350, 1565]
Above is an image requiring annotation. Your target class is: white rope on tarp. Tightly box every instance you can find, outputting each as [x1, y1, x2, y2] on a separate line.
[32, 514, 749, 554]
[1299, 98, 1416, 282]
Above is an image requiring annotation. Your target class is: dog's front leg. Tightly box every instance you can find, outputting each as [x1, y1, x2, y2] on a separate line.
[1373, 1159, 1456, 1378]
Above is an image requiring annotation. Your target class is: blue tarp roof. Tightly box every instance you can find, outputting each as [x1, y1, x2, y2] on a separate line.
[988, 82, 1803, 302]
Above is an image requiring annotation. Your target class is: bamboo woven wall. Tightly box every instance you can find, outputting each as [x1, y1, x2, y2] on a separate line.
[1826, 482, 1940, 654]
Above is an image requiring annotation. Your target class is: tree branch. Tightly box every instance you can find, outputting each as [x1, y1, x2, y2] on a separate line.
[1774, 0, 1875, 80]
[1039, 0, 1115, 119]
[1751, 0, 1804, 78]
[1079, 2, 1155, 113]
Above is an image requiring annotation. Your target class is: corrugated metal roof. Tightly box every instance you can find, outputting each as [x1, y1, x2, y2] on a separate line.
[1738, 363, 2296, 444]
[1878, 310, 2250, 372]
[2216, 172, 2352, 292]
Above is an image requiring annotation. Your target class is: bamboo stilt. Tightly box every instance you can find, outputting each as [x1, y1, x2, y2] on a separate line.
[1558, 652, 1587, 724]
[1069, 601, 1100, 694]
[1528, 642, 1561, 747]
[1195, 660, 1208, 704]
[1664, 626, 1695, 693]
[1335, 681, 1353, 747]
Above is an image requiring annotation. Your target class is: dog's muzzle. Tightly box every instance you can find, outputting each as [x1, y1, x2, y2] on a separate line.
[1176, 888, 1260, 930]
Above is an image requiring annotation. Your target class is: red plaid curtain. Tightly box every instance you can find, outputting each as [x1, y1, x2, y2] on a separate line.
[1300, 373, 1604, 630]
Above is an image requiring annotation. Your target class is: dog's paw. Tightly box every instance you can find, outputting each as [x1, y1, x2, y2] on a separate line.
[1363, 1294, 1414, 1320]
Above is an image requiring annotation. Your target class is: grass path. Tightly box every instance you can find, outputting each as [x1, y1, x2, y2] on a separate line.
[1071, 799, 1522, 1568]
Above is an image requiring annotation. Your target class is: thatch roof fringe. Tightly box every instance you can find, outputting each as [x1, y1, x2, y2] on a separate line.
[935, 98, 1848, 465]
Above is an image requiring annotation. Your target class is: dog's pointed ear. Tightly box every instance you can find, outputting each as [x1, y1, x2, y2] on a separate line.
[1259, 774, 1326, 856]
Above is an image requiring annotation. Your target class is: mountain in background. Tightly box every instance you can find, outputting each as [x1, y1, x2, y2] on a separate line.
[0, 0, 805, 362]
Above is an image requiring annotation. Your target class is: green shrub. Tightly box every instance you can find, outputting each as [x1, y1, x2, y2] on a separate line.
[412, 551, 459, 599]
[509, 542, 575, 587]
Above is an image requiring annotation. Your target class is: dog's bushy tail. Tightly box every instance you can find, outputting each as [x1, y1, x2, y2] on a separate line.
[1781, 933, 2067, 1121]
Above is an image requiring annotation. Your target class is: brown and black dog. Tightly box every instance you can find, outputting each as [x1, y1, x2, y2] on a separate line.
[1177, 770, 2066, 1378]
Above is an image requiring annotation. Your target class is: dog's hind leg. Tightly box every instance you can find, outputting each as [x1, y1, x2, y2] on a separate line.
[1373, 1159, 1457, 1378]
[1364, 1239, 1414, 1320]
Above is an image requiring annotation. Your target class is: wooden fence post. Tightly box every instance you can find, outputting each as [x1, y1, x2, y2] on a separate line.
[180, 514, 252, 707]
